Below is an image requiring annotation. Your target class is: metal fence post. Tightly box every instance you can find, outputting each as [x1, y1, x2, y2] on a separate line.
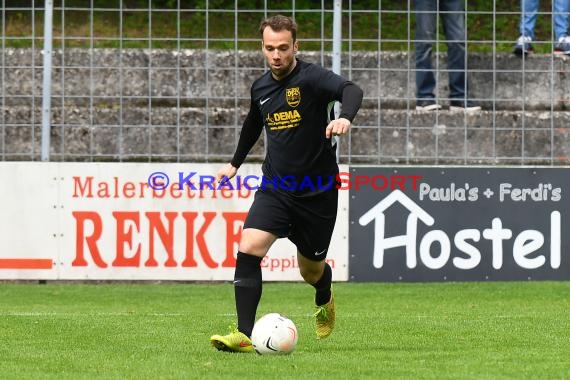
[332, 0, 342, 163]
[41, 0, 53, 161]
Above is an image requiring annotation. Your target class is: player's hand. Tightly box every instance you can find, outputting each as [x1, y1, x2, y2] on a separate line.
[215, 163, 238, 184]
[325, 117, 351, 138]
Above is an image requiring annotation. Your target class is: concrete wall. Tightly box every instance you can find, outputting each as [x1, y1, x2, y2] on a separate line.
[3, 48, 570, 109]
[2, 49, 570, 163]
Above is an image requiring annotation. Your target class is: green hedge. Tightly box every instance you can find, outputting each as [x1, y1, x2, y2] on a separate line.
[2, 0, 562, 53]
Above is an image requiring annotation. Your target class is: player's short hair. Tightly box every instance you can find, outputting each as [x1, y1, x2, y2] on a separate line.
[259, 15, 297, 42]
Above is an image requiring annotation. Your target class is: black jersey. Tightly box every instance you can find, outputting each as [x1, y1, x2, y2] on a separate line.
[232, 59, 360, 197]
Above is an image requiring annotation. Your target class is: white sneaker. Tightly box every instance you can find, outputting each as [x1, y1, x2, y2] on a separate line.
[449, 100, 482, 113]
[415, 101, 442, 111]
[513, 35, 533, 56]
[554, 35, 570, 55]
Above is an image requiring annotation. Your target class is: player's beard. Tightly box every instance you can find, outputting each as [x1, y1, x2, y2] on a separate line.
[270, 60, 295, 80]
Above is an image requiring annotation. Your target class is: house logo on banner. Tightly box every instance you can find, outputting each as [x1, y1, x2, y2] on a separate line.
[349, 168, 569, 282]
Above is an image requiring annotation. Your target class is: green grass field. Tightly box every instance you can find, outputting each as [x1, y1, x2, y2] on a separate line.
[0, 282, 569, 380]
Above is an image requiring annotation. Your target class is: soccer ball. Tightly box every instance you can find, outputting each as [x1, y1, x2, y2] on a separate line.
[251, 313, 298, 355]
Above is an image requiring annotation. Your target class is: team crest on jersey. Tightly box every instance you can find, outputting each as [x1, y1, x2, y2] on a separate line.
[286, 87, 301, 107]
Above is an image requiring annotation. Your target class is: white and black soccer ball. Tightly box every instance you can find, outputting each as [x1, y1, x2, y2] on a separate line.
[251, 313, 298, 355]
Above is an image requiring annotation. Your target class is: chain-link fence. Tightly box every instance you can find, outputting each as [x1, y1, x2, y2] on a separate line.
[2, 1, 570, 164]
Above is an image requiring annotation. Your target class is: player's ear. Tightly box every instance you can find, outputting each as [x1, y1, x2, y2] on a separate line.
[293, 41, 299, 54]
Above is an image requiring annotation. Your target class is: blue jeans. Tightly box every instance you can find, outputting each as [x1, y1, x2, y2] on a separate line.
[520, 0, 570, 41]
[414, 0, 466, 101]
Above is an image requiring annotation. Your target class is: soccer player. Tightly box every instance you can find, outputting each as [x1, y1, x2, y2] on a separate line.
[210, 14, 363, 353]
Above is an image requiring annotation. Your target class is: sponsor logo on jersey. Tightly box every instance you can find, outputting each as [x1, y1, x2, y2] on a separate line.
[266, 109, 302, 130]
[286, 87, 301, 107]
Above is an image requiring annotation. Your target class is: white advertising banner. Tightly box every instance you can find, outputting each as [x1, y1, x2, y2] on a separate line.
[0, 162, 349, 281]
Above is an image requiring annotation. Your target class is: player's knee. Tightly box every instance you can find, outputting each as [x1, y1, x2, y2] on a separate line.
[238, 240, 266, 256]
[238, 230, 274, 256]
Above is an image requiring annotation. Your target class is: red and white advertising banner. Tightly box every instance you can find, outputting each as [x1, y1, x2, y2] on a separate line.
[0, 162, 348, 281]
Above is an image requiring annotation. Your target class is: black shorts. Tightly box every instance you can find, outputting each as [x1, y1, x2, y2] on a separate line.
[243, 188, 339, 261]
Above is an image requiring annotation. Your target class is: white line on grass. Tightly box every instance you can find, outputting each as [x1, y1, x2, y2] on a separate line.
[0, 312, 187, 317]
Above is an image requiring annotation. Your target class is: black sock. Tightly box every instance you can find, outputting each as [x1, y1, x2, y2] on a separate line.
[234, 252, 263, 337]
[311, 263, 332, 306]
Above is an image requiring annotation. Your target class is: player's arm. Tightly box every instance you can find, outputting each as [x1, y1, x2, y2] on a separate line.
[215, 101, 263, 183]
[325, 82, 363, 138]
